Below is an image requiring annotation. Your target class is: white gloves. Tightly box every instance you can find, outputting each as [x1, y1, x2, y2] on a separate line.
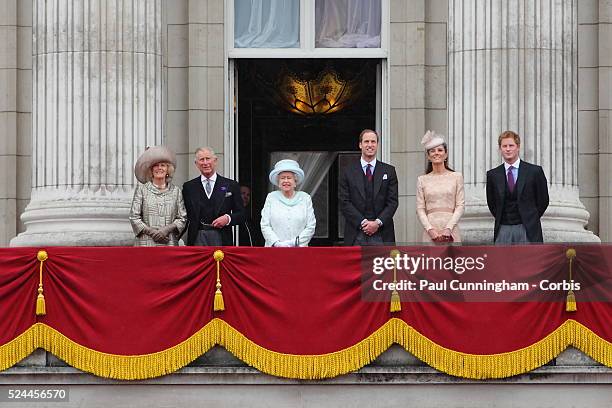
[274, 239, 296, 248]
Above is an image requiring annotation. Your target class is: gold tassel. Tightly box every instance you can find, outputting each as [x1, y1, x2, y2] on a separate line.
[213, 250, 225, 311]
[566, 290, 577, 312]
[565, 248, 577, 312]
[390, 290, 401, 312]
[389, 249, 401, 312]
[36, 288, 46, 315]
[35, 250, 48, 316]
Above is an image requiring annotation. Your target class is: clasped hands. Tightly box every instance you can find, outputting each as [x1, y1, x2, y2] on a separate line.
[360, 219, 380, 236]
[211, 214, 231, 228]
[273, 239, 297, 247]
[143, 224, 177, 244]
[427, 227, 453, 242]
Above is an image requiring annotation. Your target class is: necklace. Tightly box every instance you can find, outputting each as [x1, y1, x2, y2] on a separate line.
[153, 181, 167, 190]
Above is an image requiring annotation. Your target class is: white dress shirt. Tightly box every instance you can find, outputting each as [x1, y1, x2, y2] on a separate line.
[503, 158, 521, 183]
[360, 157, 377, 175]
[200, 173, 217, 199]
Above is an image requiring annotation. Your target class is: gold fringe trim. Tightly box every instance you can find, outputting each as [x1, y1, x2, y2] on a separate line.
[0, 325, 39, 372]
[0, 323, 217, 380]
[0, 319, 611, 380]
[215, 319, 395, 379]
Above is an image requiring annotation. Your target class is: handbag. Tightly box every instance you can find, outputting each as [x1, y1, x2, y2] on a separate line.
[432, 235, 454, 243]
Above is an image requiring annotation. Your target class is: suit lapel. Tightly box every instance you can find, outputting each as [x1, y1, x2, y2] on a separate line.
[515, 163, 528, 199]
[495, 164, 506, 202]
[211, 176, 225, 210]
[353, 162, 366, 199]
[190, 177, 205, 213]
[210, 175, 226, 208]
[373, 163, 383, 197]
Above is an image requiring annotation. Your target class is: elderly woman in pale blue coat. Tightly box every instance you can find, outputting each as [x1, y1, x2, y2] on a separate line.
[261, 159, 316, 247]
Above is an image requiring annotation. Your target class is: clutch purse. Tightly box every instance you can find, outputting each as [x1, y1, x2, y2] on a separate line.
[433, 235, 454, 243]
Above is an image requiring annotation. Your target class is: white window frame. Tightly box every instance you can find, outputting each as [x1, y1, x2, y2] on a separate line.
[223, 0, 390, 177]
[226, 0, 389, 58]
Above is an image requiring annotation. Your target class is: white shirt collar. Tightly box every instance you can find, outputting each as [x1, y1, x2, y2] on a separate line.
[504, 158, 520, 171]
[200, 173, 217, 183]
[360, 157, 377, 169]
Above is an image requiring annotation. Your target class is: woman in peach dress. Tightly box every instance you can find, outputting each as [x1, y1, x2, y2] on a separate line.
[416, 131, 465, 243]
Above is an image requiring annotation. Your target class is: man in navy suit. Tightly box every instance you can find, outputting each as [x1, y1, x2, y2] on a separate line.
[486, 131, 549, 243]
[339, 129, 399, 245]
[182, 147, 244, 246]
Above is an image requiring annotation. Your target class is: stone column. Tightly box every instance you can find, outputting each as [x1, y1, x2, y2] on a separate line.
[448, 0, 599, 243]
[600, 0, 612, 242]
[0, 0, 19, 245]
[11, 0, 163, 246]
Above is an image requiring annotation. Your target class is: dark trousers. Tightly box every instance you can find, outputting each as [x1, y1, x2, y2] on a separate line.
[194, 229, 223, 246]
[354, 231, 384, 246]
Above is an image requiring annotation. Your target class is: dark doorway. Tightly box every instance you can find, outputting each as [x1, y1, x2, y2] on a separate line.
[237, 59, 377, 246]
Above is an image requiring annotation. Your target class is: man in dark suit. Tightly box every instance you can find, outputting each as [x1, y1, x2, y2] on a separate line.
[182, 147, 245, 246]
[486, 131, 549, 243]
[238, 184, 263, 246]
[339, 129, 399, 245]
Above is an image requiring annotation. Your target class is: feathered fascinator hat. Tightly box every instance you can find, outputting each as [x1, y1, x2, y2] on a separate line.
[421, 130, 446, 150]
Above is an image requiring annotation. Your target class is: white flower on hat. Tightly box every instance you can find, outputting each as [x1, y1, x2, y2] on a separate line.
[421, 130, 446, 151]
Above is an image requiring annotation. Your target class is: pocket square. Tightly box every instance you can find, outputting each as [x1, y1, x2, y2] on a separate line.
[225, 192, 232, 197]
[382, 174, 388, 180]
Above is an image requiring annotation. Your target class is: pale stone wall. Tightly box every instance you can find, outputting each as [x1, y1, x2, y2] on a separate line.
[0, 0, 18, 246]
[187, 0, 225, 179]
[390, 0, 449, 243]
[165, 0, 189, 184]
[165, 0, 224, 186]
[598, 0, 612, 241]
[0, 0, 31, 246]
[578, 0, 601, 237]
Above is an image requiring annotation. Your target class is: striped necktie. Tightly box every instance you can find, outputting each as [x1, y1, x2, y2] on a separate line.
[507, 166, 515, 193]
[205, 179, 212, 195]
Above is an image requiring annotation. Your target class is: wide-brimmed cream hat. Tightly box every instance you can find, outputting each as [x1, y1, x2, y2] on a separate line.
[134, 146, 177, 183]
[268, 159, 304, 186]
[421, 130, 446, 150]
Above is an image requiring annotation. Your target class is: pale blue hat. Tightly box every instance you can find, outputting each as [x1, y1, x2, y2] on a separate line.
[269, 159, 304, 186]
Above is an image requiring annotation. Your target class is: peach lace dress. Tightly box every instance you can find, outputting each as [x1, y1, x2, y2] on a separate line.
[416, 171, 465, 243]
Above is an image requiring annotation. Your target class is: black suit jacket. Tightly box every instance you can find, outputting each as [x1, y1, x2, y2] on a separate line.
[486, 161, 549, 243]
[182, 174, 245, 246]
[339, 160, 399, 245]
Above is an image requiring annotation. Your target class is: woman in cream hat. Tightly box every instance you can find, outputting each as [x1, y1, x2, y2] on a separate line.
[260, 159, 316, 247]
[129, 146, 187, 246]
[416, 131, 465, 243]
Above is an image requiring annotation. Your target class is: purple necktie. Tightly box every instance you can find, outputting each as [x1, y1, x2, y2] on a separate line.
[507, 166, 515, 193]
[366, 164, 373, 182]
